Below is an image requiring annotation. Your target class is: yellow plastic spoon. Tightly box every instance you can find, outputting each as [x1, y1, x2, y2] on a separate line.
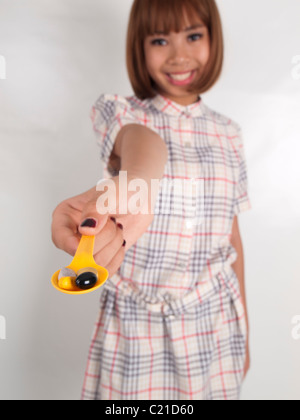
[51, 235, 109, 295]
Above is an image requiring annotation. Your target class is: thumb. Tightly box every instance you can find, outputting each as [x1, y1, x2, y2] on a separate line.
[78, 199, 109, 236]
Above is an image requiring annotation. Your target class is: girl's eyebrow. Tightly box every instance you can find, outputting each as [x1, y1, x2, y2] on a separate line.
[184, 24, 205, 31]
[153, 24, 205, 36]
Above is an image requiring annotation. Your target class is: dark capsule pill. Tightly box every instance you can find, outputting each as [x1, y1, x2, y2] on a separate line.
[76, 272, 97, 290]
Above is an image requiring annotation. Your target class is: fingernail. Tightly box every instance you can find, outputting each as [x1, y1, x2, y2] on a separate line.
[80, 218, 97, 228]
[122, 240, 126, 247]
[110, 217, 117, 224]
[117, 223, 123, 230]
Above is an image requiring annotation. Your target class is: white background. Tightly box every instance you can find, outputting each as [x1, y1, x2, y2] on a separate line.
[0, 0, 300, 400]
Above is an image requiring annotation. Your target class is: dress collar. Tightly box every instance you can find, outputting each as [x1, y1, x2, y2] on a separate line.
[150, 93, 205, 118]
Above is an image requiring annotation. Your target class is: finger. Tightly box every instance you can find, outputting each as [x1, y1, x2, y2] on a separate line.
[105, 246, 126, 278]
[92, 217, 126, 256]
[93, 227, 124, 268]
[93, 218, 119, 254]
[52, 224, 81, 256]
[78, 175, 140, 237]
[78, 198, 109, 236]
[51, 209, 80, 255]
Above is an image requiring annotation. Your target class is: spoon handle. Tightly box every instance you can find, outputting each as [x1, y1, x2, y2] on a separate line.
[74, 235, 95, 260]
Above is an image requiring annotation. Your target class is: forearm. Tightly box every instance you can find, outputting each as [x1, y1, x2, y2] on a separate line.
[114, 124, 168, 182]
[231, 236, 249, 332]
[230, 217, 251, 377]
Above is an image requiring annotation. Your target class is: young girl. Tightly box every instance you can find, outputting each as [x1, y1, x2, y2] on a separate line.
[52, 0, 251, 400]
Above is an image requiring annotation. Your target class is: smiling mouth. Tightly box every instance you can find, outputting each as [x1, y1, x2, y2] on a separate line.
[165, 70, 196, 86]
[168, 71, 194, 81]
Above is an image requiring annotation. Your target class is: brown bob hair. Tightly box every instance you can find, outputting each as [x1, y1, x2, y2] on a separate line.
[126, 0, 224, 100]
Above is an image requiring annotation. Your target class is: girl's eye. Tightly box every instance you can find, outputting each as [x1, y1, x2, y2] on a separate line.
[151, 39, 167, 46]
[188, 33, 204, 42]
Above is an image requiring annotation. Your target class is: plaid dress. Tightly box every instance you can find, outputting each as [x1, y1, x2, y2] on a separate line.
[81, 93, 251, 400]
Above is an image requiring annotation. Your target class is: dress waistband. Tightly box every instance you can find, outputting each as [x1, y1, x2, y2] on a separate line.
[103, 266, 242, 318]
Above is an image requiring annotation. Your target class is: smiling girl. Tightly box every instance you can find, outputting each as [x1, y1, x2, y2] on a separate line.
[52, 0, 251, 401]
[143, 24, 211, 105]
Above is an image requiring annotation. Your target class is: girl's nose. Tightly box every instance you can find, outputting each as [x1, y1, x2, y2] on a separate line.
[167, 42, 190, 67]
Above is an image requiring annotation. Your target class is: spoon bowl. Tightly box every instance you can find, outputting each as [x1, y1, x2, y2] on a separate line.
[51, 235, 109, 295]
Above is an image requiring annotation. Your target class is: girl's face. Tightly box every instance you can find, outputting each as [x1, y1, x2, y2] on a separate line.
[144, 19, 210, 106]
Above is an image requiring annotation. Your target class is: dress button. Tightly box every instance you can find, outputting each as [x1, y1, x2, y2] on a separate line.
[184, 142, 192, 148]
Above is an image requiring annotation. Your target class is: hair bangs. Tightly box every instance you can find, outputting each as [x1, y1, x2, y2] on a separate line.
[141, 0, 209, 37]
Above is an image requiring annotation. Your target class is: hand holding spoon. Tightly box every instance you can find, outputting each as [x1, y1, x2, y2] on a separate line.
[51, 235, 109, 295]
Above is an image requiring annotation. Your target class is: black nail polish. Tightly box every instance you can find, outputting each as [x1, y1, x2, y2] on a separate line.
[110, 217, 117, 224]
[122, 240, 126, 247]
[117, 223, 123, 230]
[80, 218, 97, 228]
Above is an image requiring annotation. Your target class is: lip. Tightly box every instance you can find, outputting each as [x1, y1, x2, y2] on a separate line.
[166, 70, 196, 86]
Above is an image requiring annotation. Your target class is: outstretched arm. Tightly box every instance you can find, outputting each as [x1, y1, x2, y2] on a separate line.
[52, 125, 168, 274]
[113, 124, 168, 182]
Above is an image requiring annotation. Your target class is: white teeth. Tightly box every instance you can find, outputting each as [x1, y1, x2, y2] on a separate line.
[169, 72, 192, 81]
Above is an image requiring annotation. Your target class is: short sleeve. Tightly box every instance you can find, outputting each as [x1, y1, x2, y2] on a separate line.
[90, 93, 144, 170]
[233, 126, 252, 215]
